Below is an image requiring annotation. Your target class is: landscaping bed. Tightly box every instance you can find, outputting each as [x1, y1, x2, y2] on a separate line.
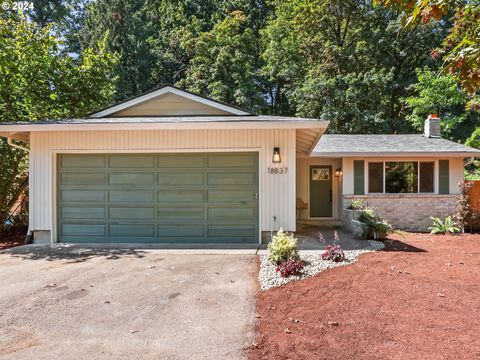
[250, 232, 480, 360]
[259, 241, 383, 290]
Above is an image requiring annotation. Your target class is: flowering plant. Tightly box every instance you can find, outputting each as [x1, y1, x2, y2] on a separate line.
[322, 245, 345, 262]
[275, 258, 304, 277]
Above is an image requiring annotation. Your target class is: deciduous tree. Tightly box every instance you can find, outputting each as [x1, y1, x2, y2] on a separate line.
[0, 13, 116, 227]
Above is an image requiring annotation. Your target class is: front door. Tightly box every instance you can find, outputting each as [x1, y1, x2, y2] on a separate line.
[309, 165, 333, 217]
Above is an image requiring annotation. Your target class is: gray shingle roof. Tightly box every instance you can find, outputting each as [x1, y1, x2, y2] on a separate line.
[312, 134, 480, 157]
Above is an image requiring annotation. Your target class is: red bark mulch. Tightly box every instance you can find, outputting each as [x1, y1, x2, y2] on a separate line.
[0, 227, 26, 250]
[249, 233, 480, 360]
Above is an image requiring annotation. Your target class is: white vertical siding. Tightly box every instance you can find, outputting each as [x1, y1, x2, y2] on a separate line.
[449, 157, 464, 194]
[29, 129, 297, 240]
[342, 158, 354, 195]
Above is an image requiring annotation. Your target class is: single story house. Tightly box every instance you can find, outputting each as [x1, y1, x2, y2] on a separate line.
[1, 85, 479, 245]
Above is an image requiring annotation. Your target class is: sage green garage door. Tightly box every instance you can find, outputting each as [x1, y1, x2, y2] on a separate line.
[57, 153, 259, 244]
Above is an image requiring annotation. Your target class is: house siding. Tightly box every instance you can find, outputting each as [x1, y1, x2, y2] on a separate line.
[29, 129, 296, 242]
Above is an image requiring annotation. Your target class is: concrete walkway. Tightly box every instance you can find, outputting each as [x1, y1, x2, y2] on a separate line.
[294, 225, 372, 250]
[0, 247, 257, 359]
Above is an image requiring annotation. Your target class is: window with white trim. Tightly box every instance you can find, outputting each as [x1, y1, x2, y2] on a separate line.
[367, 161, 435, 194]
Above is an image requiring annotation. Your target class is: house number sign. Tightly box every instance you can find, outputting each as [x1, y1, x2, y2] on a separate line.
[268, 167, 288, 174]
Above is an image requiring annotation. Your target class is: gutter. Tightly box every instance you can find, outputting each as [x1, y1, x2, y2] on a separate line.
[6, 133, 32, 243]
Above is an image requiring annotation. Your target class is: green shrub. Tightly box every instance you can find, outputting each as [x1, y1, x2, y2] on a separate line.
[348, 198, 368, 210]
[428, 216, 460, 235]
[267, 228, 299, 265]
[352, 209, 393, 240]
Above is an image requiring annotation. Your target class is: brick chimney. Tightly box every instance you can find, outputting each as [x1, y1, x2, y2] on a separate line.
[424, 114, 441, 138]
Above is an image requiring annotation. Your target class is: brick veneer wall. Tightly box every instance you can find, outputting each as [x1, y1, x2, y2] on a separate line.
[344, 194, 457, 231]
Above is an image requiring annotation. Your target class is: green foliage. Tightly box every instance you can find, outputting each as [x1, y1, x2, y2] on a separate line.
[348, 198, 368, 211]
[428, 216, 460, 235]
[177, 10, 263, 110]
[465, 169, 480, 181]
[29, 0, 89, 53]
[466, 128, 480, 149]
[405, 69, 467, 130]
[260, 0, 305, 115]
[261, 0, 445, 133]
[374, 0, 480, 95]
[80, 0, 271, 103]
[0, 13, 116, 227]
[352, 209, 393, 240]
[267, 228, 299, 265]
[405, 68, 478, 141]
[76, 0, 453, 132]
[81, 0, 156, 100]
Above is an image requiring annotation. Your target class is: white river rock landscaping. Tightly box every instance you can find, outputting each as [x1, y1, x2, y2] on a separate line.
[259, 241, 384, 291]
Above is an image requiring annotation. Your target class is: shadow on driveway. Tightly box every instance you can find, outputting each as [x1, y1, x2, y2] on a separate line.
[1, 245, 147, 263]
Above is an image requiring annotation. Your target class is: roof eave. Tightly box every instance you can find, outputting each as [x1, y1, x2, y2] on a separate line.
[0, 120, 329, 133]
[311, 151, 480, 158]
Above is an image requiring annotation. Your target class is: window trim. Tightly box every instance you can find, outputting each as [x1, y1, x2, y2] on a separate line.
[365, 159, 438, 195]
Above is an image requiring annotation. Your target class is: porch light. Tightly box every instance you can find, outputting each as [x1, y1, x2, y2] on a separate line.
[335, 168, 342, 177]
[272, 147, 281, 163]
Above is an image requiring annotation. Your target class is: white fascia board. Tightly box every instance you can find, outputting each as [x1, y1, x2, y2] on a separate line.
[310, 152, 480, 158]
[0, 120, 329, 133]
[89, 86, 250, 118]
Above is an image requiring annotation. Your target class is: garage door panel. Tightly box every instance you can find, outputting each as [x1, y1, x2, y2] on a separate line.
[61, 155, 105, 168]
[158, 173, 204, 186]
[109, 224, 155, 237]
[61, 173, 106, 186]
[109, 207, 155, 220]
[61, 189, 105, 202]
[158, 190, 206, 203]
[58, 153, 258, 244]
[157, 207, 204, 220]
[207, 172, 256, 185]
[62, 236, 107, 243]
[109, 155, 155, 168]
[62, 207, 105, 220]
[208, 190, 254, 203]
[158, 225, 204, 237]
[208, 207, 256, 220]
[62, 224, 105, 236]
[109, 173, 155, 186]
[157, 155, 204, 168]
[207, 225, 255, 237]
[109, 190, 155, 203]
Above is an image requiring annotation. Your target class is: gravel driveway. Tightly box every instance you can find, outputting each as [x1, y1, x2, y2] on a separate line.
[0, 246, 257, 360]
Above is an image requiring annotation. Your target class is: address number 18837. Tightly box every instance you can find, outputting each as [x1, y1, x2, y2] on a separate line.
[268, 167, 288, 174]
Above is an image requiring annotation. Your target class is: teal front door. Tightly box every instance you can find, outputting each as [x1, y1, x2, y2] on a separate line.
[309, 165, 333, 217]
[57, 153, 259, 244]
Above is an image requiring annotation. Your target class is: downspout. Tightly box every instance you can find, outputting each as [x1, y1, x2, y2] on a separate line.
[6, 133, 32, 243]
[7, 134, 29, 152]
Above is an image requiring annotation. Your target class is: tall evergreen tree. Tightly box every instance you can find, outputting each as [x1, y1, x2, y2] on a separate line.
[261, 0, 446, 133]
